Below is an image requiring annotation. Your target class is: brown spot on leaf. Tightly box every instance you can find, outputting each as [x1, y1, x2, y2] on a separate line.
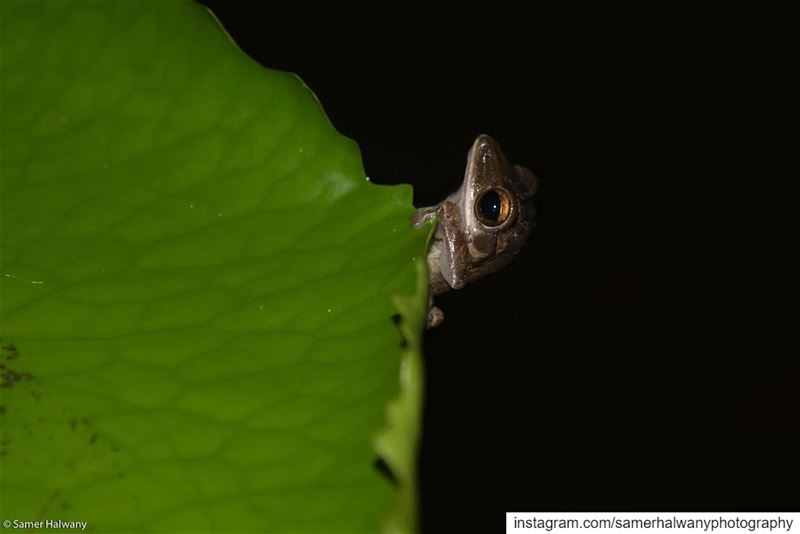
[1, 342, 32, 389]
[1, 369, 33, 388]
[1, 342, 19, 360]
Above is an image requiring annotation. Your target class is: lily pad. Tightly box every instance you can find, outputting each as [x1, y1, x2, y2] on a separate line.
[0, 2, 428, 532]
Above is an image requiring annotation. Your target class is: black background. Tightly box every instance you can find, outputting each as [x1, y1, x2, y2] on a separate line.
[198, 4, 797, 532]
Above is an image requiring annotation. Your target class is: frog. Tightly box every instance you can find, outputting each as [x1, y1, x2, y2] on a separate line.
[412, 134, 539, 328]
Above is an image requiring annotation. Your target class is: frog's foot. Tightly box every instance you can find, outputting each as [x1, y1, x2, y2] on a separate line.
[412, 205, 440, 229]
[426, 306, 445, 329]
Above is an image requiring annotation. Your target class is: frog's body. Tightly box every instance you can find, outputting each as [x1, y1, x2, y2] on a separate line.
[413, 134, 538, 327]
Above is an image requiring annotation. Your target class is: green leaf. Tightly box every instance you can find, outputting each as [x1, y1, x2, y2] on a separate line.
[0, 2, 429, 532]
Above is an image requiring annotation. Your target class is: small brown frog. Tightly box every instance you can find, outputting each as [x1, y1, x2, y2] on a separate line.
[413, 134, 538, 327]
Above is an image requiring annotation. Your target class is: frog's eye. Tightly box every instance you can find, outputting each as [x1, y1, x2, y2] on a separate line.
[476, 188, 512, 227]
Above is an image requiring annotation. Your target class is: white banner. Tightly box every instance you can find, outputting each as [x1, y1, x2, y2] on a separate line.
[507, 513, 799, 534]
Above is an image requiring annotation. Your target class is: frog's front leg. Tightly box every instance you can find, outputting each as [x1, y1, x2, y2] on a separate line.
[413, 201, 470, 328]
[438, 200, 471, 291]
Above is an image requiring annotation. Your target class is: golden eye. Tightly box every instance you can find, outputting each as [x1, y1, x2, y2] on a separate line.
[475, 188, 512, 227]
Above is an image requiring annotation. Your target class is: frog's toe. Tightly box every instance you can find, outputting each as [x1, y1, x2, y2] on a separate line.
[427, 306, 445, 329]
[412, 206, 440, 229]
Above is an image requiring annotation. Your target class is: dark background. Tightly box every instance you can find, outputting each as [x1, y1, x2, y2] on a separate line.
[198, 4, 798, 532]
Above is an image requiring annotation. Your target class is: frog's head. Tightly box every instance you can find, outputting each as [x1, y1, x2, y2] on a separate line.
[460, 134, 538, 269]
